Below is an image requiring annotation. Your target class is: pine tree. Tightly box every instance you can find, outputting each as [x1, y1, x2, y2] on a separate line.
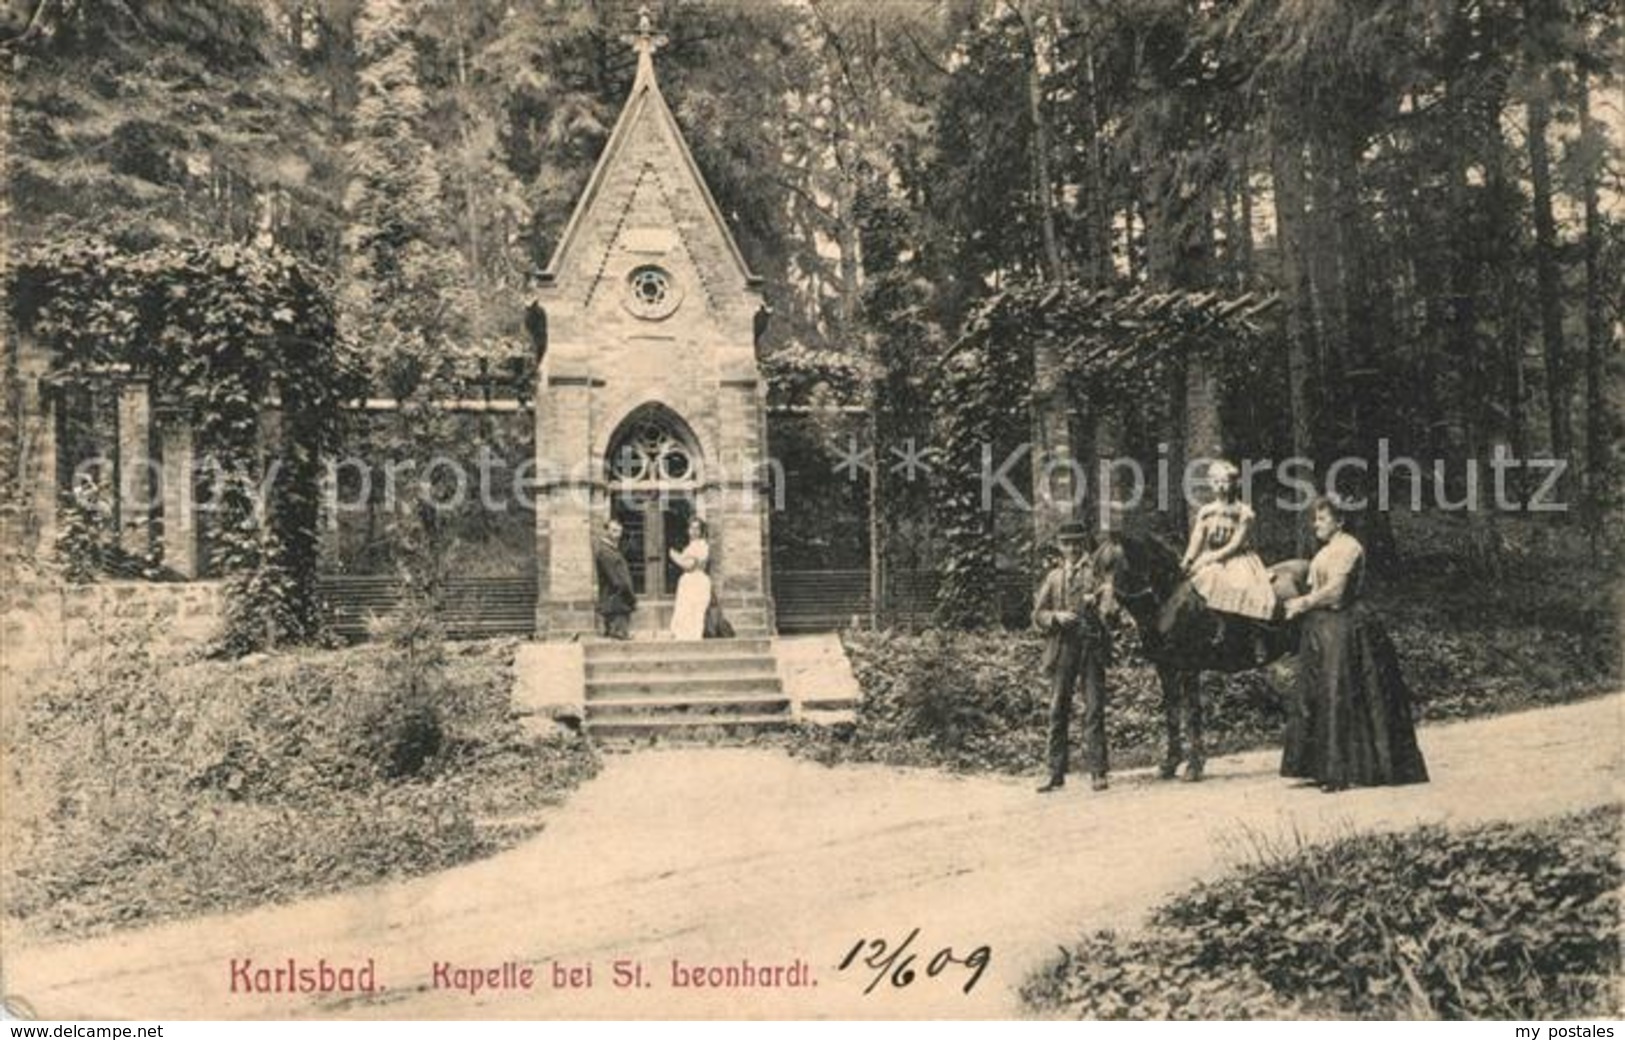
[339, 0, 481, 591]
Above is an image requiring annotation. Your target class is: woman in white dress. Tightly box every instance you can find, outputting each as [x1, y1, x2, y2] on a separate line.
[668, 517, 711, 640]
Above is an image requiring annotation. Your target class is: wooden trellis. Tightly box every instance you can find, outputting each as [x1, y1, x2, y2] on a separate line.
[931, 280, 1281, 629]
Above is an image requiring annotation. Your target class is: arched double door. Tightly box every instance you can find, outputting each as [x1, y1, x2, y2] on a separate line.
[605, 405, 702, 599]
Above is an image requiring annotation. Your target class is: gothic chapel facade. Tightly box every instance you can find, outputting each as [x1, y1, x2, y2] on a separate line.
[530, 17, 774, 638]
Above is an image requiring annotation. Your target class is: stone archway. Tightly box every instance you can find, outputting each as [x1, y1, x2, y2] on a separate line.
[604, 404, 703, 600]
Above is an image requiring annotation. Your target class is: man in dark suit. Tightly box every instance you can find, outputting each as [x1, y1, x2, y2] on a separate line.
[1033, 520, 1113, 793]
[593, 518, 637, 639]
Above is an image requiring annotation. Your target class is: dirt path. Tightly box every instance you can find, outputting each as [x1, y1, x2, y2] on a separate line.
[5, 695, 1620, 1020]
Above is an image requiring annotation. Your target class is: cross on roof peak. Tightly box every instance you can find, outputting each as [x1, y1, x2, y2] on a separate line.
[624, 4, 669, 83]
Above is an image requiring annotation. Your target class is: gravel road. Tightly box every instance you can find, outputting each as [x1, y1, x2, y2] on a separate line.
[5, 694, 1618, 1020]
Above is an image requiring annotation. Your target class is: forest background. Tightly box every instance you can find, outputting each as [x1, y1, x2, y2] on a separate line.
[1, 0, 1620, 590]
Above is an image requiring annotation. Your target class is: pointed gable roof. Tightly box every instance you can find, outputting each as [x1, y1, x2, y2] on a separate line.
[538, 22, 761, 292]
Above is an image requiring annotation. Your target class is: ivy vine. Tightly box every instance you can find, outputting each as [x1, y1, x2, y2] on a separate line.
[8, 235, 365, 653]
[929, 278, 1277, 629]
[931, 293, 1033, 629]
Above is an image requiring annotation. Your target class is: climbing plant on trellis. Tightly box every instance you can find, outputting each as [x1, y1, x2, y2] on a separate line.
[929, 277, 1277, 629]
[7, 235, 365, 653]
[931, 293, 1035, 629]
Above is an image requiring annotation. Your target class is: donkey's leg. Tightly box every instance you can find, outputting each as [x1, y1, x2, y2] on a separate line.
[1157, 662, 1183, 779]
[1183, 671, 1207, 782]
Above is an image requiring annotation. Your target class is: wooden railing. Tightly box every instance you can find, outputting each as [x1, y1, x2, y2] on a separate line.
[316, 568, 1034, 639]
[316, 574, 537, 640]
[772, 569, 1031, 633]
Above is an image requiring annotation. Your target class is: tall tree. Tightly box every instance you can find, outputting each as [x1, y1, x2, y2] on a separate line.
[1524, 0, 1576, 505]
[340, 0, 477, 396]
[338, 0, 483, 576]
[1570, 0, 1621, 533]
[3, 0, 341, 259]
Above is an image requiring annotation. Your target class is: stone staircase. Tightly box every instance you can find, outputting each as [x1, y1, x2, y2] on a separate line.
[513, 634, 861, 743]
[583, 637, 790, 739]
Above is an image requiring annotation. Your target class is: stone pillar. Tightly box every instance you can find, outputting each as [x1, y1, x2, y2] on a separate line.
[753, 377, 775, 627]
[158, 416, 199, 578]
[1030, 352, 1078, 551]
[711, 378, 755, 595]
[14, 335, 60, 558]
[1092, 408, 1125, 516]
[117, 379, 152, 558]
[316, 456, 341, 572]
[708, 375, 773, 633]
[537, 372, 599, 637]
[1185, 353, 1224, 464]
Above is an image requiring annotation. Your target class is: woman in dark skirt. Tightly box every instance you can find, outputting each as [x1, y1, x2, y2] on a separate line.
[1280, 496, 1429, 792]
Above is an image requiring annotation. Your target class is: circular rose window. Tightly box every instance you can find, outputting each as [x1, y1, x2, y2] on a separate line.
[625, 265, 682, 320]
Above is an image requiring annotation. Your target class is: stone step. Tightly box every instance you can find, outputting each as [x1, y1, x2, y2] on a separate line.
[585, 674, 784, 699]
[621, 626, 776, 641]
[802, 708, 857, 728]
[799, 694, 861, 712]
[583, 636, 774, 658]
[587, 714, 794, 740]
[585, 654, 778, 679]
[584, 694, 792, 719]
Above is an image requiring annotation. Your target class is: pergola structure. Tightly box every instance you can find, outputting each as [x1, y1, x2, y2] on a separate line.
[933, 280, 1279, 627]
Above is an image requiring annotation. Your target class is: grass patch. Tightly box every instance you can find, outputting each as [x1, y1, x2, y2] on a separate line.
[1021, 805, 1622, 1019]
[782, 547, 1619, 776]
[2, 625, 598, 940]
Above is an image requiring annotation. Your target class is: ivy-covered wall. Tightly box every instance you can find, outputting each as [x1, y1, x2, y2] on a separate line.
[7, 237, 364, 654]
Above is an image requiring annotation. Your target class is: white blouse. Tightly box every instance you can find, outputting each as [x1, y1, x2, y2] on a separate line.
[676, 538, 710, 573]
[1307, 531, 1364, 610]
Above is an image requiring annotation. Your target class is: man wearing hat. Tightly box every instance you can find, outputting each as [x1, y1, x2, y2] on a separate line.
[1033, 519, 1114, 792]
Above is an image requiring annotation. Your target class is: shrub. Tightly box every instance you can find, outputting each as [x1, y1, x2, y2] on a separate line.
[3, 625, 598, 939]
[782, 552, 1618, 777]
[782, 627, 1285, 775]
[1022, 806, 1622, 1019]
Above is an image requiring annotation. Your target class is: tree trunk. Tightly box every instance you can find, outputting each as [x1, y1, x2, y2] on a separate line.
[1327, 130, 1397, 566]
[1020, 0, 1074, 550]
[1527, 88, 1574, 509]
[1303, 136, 1351, 461]
[1486, 82, 1529, 502]
[454, 27, 483, 281]
[1579, 70, 1611, 533]
[1084, 40, 1113, 285]
[1236, 142, 1255, 285]
[1221, 146, 1250, 289]
[1270, 137, 1319, 557]
[1022, 0, 1065, 282]
[1124, 201, 1139, 282]
[867, 335, 883, 630]
[1446, 78, 1484, 478]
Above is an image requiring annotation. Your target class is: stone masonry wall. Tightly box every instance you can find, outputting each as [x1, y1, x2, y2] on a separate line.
[2, 582, 226, 686]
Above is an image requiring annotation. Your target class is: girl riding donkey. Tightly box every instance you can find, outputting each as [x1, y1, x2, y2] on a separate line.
[1181, 459, 1278, 664]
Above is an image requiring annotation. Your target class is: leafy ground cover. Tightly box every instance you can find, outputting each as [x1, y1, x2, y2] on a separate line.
[783, 540, 1620, 776]
[2, 628, 598, 940]
[1020, 805, 1622, 1019]
[782, 627, 1285, 774]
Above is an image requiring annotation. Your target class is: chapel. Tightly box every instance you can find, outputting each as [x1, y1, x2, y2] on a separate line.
[529, 11, 775, 638]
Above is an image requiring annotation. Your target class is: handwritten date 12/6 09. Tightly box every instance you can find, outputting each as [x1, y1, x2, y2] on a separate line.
[837, 929, 991, 995]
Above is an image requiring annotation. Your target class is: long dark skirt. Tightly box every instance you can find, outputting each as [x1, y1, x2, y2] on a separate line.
[1281, 605, 1429, 788]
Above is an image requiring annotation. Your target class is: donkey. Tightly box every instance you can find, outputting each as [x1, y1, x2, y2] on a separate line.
[1094, 531, 1309, 781]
